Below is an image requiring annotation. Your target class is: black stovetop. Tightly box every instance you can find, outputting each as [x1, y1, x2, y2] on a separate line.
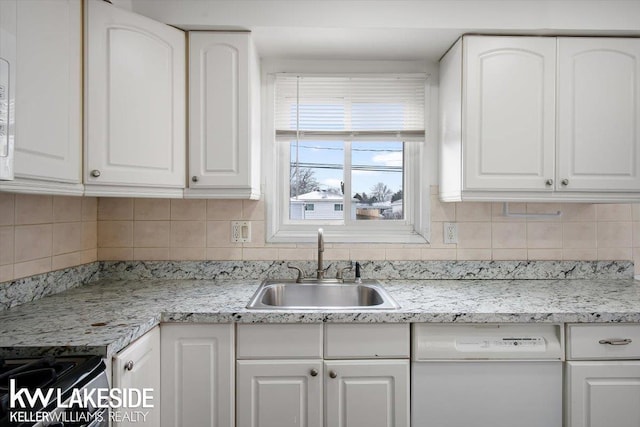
[0, 356, 104, 426]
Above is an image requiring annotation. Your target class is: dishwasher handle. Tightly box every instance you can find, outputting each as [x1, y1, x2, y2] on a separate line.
[599, 338, 632, 346]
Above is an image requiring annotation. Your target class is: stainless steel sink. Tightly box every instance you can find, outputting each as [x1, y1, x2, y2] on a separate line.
[246, 280, 400, 310]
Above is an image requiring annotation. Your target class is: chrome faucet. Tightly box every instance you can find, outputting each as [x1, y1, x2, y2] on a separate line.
[317, 228, 325, 280]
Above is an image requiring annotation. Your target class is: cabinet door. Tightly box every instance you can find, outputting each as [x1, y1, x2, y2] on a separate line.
[85, 0, 185, 196]
[0, 0, 16, 181]
[464, 36, 556, 191]
[14, 0, 81, 185]
[566, 361, 640, 427]
[557, 38, 640, 192]
[161, 324, 234, 427]
[324, 360, 409, 427]
[188, 32, 260, 199]
[236, 359, 323, 427]
[112, 326, 161, 427]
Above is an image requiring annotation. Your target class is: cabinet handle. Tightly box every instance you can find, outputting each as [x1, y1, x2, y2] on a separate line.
[599, 338, 632, 346]
[90, 169, 101, 178]
[561, 179, 569, 186]
[329, 370, 337, 379]
[124, 360, 134, 371]
[545, 179, 553, 186]
[191, 176, 199, 183]
[310, 368, 318, 377]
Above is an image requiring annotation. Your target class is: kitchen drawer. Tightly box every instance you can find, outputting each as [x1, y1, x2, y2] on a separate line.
[237, 324, 323, 359]
[324, 323, 410, 359]
[567, 324, 640, 360]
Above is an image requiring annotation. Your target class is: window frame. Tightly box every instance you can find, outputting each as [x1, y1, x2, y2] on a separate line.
[264, 72, 431, 244]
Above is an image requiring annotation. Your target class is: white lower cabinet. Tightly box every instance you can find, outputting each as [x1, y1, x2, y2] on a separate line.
[566, 324, 640, 427]
[236, 323, 410, 427]
[236, 360, 323, 427]
[324, 360, 409, 427]
[115, 322, 640, 427]
[112, 326, 161, 427]
[566, 361, 640, 427]
[161, 324, 234, 427]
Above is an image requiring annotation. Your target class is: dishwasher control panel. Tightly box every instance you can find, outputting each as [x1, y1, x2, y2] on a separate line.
[456, 336, 546, 352]
[412, 324, 563, 360]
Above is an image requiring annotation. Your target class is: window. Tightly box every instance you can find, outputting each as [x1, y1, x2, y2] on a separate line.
[304, 204, 315, 211]
[267, 74, 429, 243]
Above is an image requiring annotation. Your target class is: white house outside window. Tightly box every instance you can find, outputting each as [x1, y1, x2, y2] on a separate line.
[267, 74, 428, 243]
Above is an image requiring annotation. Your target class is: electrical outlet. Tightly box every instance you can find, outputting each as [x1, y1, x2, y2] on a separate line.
[231, 221, 251, 243]
[444, 222, 458, 244]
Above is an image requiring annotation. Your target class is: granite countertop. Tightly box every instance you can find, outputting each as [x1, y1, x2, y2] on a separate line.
[1, 277, 640, 358]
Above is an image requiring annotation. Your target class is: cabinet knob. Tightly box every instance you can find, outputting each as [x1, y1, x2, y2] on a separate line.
[329, 370, 337, 379]
[90, 169, 101, 178]
[545, 179, 553, 186]
[310, 368, 318, 377]
[599, 338, 632, 346]
[124, 360, 134, 371]
[561, 179, 569, 186]
[191, 176, 199, 183]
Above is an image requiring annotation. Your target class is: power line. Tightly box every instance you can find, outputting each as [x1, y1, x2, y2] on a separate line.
[292, 144, 402, 153]
[290, 162, 402, 173]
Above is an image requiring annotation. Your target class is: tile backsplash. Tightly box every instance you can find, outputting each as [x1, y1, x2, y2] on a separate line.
[1, 186, 640, 281]
[0, 194, 98, 282]
[94, 186, 640, 275]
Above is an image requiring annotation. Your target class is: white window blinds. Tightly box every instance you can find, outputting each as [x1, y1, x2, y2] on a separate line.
[275, 75, 425, 141]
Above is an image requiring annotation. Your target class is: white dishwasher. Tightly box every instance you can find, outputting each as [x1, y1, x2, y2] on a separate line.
[412, 324, 563, 427]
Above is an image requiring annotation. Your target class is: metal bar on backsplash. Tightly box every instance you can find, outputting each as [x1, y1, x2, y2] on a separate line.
[502, 202, 562, 219]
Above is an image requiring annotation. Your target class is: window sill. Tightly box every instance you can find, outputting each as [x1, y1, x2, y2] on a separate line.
[267, 224, 429, 244]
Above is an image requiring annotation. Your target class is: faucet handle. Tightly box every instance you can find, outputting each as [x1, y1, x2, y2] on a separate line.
[287, 264, 305, 283]
[336, 262, 353, 281]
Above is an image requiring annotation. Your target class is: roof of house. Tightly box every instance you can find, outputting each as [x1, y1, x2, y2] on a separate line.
[290, 189, 344, 202]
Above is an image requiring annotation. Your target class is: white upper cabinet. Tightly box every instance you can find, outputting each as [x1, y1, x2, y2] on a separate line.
[84, 0, 185, 198]
[186, 32, 261, 200]
[463, 37, 556, 192]
[557, 38, 640, 192]
[440, 35, 640, 202]
[0, 0, 82, 195]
